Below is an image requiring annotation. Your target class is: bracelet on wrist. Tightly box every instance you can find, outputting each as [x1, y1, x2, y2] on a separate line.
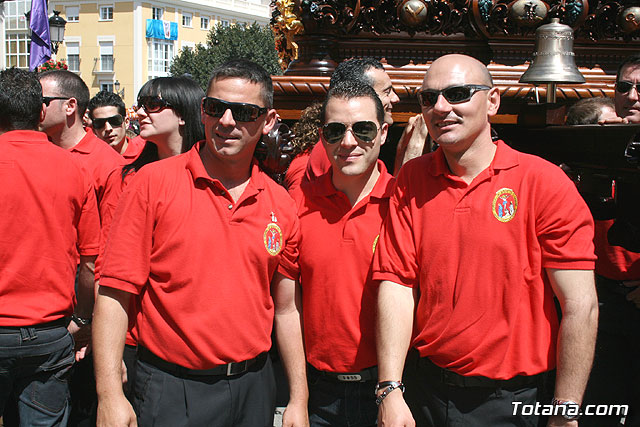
[374, 381, 405, 406]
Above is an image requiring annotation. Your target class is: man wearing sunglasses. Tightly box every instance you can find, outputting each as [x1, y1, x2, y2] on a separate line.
[613, 54, 640, 124]
[373, 54, 597, 427]
[286, 57, 428, 191]
[38, 71, 124, 206]
[88, 91, 144, 161]
[287, 80, 391, 426]
[93, 59, 308, 427]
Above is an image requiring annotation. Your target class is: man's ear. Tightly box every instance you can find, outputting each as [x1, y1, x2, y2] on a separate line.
[123, 116, 130, 129]
[379, 122, 389, 146]
[487, 87, 500, 117]
[65, 97, 78, 118]
[39, 103, 47, 123]
[262, 108, 278, 135]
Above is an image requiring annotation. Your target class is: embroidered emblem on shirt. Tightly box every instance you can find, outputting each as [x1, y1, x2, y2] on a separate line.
[264, 222, 283, 256]
[492, 188, 518, 222]
[373, 235, 380, 254]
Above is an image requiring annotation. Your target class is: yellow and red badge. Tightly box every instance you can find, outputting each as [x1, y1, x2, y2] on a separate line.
[492, 188, 518, 222]
[264, 212, 283, 256]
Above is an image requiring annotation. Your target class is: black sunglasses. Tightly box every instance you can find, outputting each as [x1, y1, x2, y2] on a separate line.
[42, 96, 71, 106]
[92, 114, 124, 129]
[137, 96, 173, 113]
[321, 121, 379, 144]
[418, 84, 492, 107]
[202, 97, 268, 122]
[616, 81, 640, 94]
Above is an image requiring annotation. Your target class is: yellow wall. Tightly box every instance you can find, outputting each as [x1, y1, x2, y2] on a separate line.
[55, 2, 135, 105]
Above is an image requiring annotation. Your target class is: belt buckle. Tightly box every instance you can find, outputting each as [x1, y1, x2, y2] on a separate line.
[336, 374, 362, 382]
[226, 360, 248, 376]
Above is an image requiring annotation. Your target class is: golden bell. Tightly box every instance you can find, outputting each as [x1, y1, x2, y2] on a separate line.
[520, 18, 585, 85]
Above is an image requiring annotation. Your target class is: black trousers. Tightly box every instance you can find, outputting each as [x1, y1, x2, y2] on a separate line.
[581, 278, 640, 427]
[404, 354, 547, 427]
[134, 353, 276, 427]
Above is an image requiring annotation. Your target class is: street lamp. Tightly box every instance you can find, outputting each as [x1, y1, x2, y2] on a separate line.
[114, 80, 125, 98]
[48, 10, 67, 54]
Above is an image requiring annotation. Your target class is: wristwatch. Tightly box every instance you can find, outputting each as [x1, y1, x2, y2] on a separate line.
[552, 398, 581, 421]
[71, 313, 92, 326]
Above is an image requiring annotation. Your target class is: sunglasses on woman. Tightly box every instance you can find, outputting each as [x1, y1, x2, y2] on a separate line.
[92, 114, 124, 129]
[137, 96, 173, 113]
[201, 97, 267, 122]
[321, 121, 379, 144]
[616, 81, 640, 94]
[418, 84, 491, 107]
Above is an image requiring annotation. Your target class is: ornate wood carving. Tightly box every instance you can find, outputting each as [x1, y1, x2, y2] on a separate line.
[270, 0, 639, 120]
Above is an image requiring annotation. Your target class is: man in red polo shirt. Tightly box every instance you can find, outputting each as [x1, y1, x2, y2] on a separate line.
[373, 54, 598, 426]
[0, 68, 99, 425]
[88, 91, 144, 161]
[93, 59, 308, 427]
[289, 81, 393, 426]
[38, 69, 124, 426]
[38, 70, 124, 206]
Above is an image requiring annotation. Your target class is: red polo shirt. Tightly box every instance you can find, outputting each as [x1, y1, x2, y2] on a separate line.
[69, 131, 124, 206]
[291, 161, 394, 373]
[100, 142, 300, 369]
[0, 130, 100, 326]
[594, 219, 640, 280]
[122, 136, 145, 161]
[372, 140, 595, 379]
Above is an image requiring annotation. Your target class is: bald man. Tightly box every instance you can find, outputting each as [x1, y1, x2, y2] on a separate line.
[372, 54, 598, 426]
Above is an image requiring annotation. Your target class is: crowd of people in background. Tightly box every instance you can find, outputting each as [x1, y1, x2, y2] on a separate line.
[0, 52, 638, 427]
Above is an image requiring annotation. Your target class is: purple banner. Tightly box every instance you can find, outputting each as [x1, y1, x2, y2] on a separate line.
[29, 0, 51, 71]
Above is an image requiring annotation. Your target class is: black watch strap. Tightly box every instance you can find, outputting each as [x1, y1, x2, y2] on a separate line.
[71, 314, 92, 326]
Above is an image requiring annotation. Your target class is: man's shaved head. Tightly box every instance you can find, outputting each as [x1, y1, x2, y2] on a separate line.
[424, 54, 493, 89]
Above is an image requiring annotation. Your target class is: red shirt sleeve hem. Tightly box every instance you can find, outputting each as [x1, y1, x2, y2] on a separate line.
[78, 245, 99, 257]
[277, 264, 298, 281]
[542, 260, 595, 270]
[372, 272, 416, 288]
[99, 276, 142, 295]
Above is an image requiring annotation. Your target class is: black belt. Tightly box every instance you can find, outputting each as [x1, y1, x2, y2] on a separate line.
[308, 364, 377, 382]
[137, 346, 267, 378]
[0, 317, 69, 332]
[418, 357, 543, 389]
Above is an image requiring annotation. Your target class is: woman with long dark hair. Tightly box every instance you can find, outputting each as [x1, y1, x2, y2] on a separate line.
[96, 75, 205, 401]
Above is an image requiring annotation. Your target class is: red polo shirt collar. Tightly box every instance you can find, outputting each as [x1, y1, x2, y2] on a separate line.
[309, 160, 394, 201]
[185, 141, 267, 195]
[429, 140, 520, 178]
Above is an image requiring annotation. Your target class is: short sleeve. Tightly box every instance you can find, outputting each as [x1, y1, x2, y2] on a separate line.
[372, 168, 419, 287]
[100, 171, 155, 294]
[535, 163, 595, 270]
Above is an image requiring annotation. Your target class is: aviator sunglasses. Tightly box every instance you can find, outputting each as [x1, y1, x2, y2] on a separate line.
[321, 121, 379, 144]
[137, 96, 173, 113]
[92, 114, 124, 129]
[616, 81, 640, 94]
[418, 84, 492, 107]
[202, 97, 268, 122]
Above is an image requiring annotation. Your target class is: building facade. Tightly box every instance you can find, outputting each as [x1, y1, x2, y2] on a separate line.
[0, 0, 270, 105]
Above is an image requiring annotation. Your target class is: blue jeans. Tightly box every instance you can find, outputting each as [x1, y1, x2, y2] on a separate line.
[307, 368, 378, 427]
[0, 324, 74, 427]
